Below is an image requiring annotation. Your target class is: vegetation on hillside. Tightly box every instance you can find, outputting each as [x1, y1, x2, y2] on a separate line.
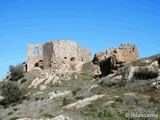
[0, 81, 27, 106]
[133, 69, 158, 80]
[8, 64, 24, 81]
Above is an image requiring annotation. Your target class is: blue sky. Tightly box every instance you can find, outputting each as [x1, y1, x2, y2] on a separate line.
[0, 0, 160, 80]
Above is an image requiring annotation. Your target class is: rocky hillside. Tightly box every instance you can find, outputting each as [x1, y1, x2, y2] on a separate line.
[0, 53, 160, 120]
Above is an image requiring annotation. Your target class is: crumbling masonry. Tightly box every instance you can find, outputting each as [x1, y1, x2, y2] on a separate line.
[27, 40, 92, 71]
[92, 43, 139, 76]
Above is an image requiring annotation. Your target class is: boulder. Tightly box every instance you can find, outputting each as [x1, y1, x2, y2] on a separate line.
[111, 75, 123, 84]
[66, 95, 105, 110]
[105, 101, 114, 106]
[17, 115, 72, 120]
[92, 52, 106, 65]
[124, 66, 139, 81]
[52, 115, 72, 120]
[48, 90, 71, 99]
[0, 96, 5, 102]
[147, 61, 159, 71]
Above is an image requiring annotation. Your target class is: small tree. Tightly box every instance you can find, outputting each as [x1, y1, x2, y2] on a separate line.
[8, 64, 24, 81]
[0, 81, 26, 106]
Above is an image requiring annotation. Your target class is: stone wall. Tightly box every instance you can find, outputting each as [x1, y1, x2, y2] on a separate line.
[27, 40, 92, 71]
[80, 48, 92, 62]
[108, 44, 138, 63]
[52, 40, 82, 61]
[43, 42, 53, 69]
[27, 44, 43, 71]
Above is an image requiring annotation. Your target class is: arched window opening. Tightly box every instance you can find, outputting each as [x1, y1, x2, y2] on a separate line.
[34, 47, 39, 56]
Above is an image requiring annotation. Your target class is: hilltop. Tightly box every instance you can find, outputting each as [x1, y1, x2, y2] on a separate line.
[0, 40, 160, 120]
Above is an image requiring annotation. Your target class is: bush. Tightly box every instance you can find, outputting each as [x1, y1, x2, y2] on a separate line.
[49, 83, 60, 87]
[133, 69, 158, 80]
[103, 110, 113, 118]
[75, 96, 84, 100]
[148, 97, 159, 104]
[62, 97, 70, 106]
[10, 117, 19, 120]
[43, 113, 53, 118]
[111, 103, 116, 108]
[72, 87, 81, 96]
[0, 81, 27, 106]
[9, 64, 24, 81]
[21, 79, 27, 84]
[98, 111, 103, 117]
[83, 104, 97, 117]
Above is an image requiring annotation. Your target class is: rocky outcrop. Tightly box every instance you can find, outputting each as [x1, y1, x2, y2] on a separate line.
[49, 90, 71, 99]
[28, 57, 79, 88]
[93, 44, 139, 76]
[65, 95, 105, 110]
[124, 66, 139, 81]
[0, 96, 5, 102]
[17, 115, 72, 120]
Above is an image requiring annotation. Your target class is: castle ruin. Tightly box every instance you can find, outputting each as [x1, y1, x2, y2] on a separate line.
[27, 40, 92, 71]
[92, 43, 139, 76]
[107, 43, 139, 63]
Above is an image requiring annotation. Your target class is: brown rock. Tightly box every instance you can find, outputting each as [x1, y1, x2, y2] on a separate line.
[92, 52, 106, 65]
[92, 44, 139, 77]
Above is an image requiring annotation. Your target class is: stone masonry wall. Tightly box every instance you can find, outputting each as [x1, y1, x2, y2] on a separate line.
[27, 44, 43, 71]
[80, 48, 92, 62]
[27, 40, 92, 71]
[107, 44, 139, 63]
[43, 42, 53, 69]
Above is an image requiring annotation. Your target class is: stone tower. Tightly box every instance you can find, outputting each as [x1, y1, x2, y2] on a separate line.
[27, 44, 43, 71]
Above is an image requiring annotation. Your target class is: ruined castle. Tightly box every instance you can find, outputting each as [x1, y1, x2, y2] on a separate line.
[27, 40, 92, 71]
[92, 43, 139, 76]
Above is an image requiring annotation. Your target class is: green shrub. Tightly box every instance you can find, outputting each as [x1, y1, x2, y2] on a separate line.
[0, 81, 27, 106]
[49, 83, 60, 87]
[25, 94, 32, 101]
[9, 64, 24, 81]
[62, 97, 71, 106]
[103, 110, 113, 118]
[21, 79, 27, 84]
[148, 97, 159, 104]
[111, 103, 116, 108]
[43, 113, 52, 118]
[83, 104, 97, 117]
[72, 87, 81, 96]
[10, 117, 19, 120]
[133, 69, 158, 80]
[8, 111, 13, 115]
[115, 97, 123, 103]
[75, 96, 84, 100]
[98, 111, 103, 117]
[118, 112, 126, 118]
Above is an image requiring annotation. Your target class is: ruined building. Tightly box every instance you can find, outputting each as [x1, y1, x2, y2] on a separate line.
[27, 40, 92, 71]
[92, 44, 139, 76]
